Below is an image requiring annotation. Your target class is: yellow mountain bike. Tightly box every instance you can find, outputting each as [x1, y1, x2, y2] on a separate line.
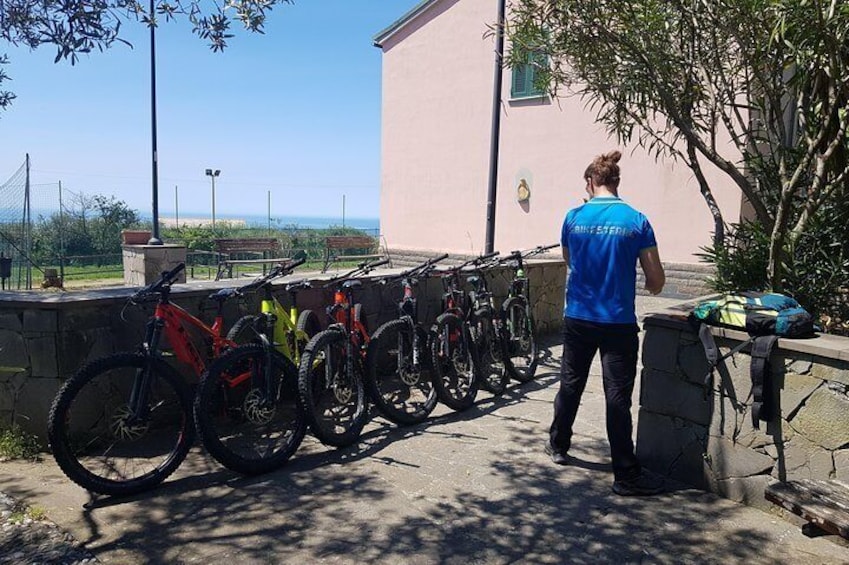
[193, 257, 321, 475]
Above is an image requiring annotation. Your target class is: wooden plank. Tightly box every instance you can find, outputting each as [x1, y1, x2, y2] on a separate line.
[221, 258, 287, 266]
[765, 479, 849, 539]
[325, 236, 377, 249]
[332, 254, 383, 262]
[214, 238, 280, 254]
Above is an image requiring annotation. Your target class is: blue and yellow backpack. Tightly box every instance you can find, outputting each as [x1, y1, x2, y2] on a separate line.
[690, 291, 815, 428]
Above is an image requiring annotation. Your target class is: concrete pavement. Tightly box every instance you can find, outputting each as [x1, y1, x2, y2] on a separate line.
[1, 295, 848, 563]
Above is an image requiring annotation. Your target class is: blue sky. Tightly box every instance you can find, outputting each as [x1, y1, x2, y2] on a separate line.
[0, 1, 421, 221]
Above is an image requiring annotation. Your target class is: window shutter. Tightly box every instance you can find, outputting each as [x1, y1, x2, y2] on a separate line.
[512, 64, 528, 98]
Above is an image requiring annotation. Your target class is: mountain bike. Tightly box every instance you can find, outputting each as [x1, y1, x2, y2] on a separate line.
[225, 258, 322, 360]
[193, 257, 315, 475]
[47, 263, 239, 496]
[500, 243, 559, 382]
[366, 254, 448, 426]
[466, 254, 510, 396]
[297, 259, 389, 447]
[429, 251, 499, 411]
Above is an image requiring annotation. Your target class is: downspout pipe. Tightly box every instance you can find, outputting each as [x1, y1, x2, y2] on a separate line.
[484, 0, 506, 254]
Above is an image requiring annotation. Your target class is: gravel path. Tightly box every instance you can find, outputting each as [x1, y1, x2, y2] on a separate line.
[0, 491, 99, 564]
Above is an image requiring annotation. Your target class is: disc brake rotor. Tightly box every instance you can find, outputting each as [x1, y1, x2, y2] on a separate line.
[109, 405, 150, 441]
[244, 389, 276, 425]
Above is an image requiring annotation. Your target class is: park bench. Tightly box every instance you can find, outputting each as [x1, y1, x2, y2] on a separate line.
[322, 235, 391, 273]
[214, 237, 284, 280]
[765, 479, 849, 540]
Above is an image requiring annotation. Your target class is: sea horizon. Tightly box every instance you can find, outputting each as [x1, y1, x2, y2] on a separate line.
[141, 212, 380, 231]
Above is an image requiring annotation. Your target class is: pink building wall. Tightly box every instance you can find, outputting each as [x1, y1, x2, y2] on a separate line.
[377, 0, 742, 264]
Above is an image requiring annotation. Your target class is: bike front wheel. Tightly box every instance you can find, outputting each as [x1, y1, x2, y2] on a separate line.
[502, 297, 539, 383]
[430, 312, 478, 411]
[366, 319, 437, 426]
[47, 353, 194, 496]
[298, 329, 368, 447]
[472, 308, 509, 396]
[194, 344, 307, 475]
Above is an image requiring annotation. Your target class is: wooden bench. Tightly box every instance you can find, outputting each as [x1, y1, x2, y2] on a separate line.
[765, 479, 849, 539]
[322, 235, 391, 273]
[214, 237, 283, 280]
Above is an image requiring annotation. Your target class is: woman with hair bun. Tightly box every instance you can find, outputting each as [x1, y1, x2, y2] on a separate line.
[545, 150, 666, 496]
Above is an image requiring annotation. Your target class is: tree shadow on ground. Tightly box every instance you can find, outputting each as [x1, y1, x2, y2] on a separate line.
[0, 342, 840, 563]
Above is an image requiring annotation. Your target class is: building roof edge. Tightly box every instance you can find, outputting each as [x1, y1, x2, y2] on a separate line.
[373, 0, 440, 48]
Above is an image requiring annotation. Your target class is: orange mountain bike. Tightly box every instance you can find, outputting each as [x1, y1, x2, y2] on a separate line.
[297, 259, 388, 447]
[47, 263, 241, 496]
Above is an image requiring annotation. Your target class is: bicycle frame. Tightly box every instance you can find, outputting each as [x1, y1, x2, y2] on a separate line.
[389, 254, 447, 370]
[258, 284, 310, 366]
[150, 301, 231, 375]
[503, 243, 559, 307]
[328, 283, 370, 361]
[131, 266, 237, 419]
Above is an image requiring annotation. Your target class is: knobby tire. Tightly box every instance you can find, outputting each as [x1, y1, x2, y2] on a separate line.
[194, 343, 307, 475]
[501, 297, 539, 383]
[47, 353, 194, 497]
[473, 308, 509, 396]
[297, 329, 368, 447]
[366, 319, 438, 426]
[430, 312, 478, 411]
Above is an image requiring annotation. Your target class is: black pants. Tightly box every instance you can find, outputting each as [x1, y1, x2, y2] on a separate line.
[549, 317, 640, 481]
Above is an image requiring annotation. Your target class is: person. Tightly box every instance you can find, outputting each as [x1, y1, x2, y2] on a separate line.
[545, 150, 666, 496]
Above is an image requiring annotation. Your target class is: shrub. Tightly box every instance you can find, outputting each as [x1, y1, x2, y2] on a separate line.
[698, 205, 849, 336]
[0, 424, 41, 461]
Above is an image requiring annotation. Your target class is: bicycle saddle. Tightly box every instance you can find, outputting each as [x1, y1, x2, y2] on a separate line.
[208, 288, 237, 303]
[342, 280, 362, 290]
[286, 278, 311, 292]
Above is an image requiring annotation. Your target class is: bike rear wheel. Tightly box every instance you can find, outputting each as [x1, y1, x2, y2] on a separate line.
[47, 353, 194, 496]
[194, 344, 307, 475]
[298, 329, 368, 447]
[366, 319, 438, 426]
[227, 315, 261, 344]
[472, 308, 509, 396]
[430, 312, 478, 411]
[502, 297, 539, 383]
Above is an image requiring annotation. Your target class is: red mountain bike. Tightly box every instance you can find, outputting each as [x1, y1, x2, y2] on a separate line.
[47, 263, 239, 496]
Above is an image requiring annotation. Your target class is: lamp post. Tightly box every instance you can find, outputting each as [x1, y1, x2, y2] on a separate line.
[147, 0, 163, 245]
[205, 168, 220, 229]
[484, 0, 506, 254]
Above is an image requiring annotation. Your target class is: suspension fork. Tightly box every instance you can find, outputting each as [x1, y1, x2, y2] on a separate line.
[129, 317, 165, 421]
[256, 313, 278, 402]
[398, 315, 416, 371]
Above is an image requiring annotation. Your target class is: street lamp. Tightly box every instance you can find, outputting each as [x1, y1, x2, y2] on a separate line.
[205, 168, 221, 229]
[147, 0, 163, 245]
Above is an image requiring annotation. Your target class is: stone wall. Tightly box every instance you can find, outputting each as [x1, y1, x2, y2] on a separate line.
[637, 299, 849, 511]
[0, 259, 565, 445]
[122, 244, 187, 286]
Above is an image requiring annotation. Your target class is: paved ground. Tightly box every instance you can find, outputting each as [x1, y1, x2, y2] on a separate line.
[2, 295, 849, 563]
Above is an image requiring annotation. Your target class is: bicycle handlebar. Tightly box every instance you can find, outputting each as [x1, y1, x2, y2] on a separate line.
[235, 256, 308, 294]
[380, 253, 450, 284]
[503, 243, 560, 262]
[323, 257, 389, 289]
[131, 262, 186, 302]
[439, 251, 500, 274]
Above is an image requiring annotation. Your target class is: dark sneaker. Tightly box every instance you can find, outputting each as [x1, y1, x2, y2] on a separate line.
[544, 442, 570, 465]
[612, 471, 665, 496]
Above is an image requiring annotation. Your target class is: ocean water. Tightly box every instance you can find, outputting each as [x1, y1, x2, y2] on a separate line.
[145, 212, 380, 231]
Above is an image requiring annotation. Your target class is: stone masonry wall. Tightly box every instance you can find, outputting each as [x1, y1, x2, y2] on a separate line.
[637, 301, 849, 511]
[0, 259, 565, 445]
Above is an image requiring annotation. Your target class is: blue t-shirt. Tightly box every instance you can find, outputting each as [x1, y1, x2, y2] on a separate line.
[561, 196, 657, 324]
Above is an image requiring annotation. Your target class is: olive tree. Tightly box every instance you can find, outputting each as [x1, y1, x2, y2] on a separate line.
[0, 0, 293, 111]
[505, 0, 849, 291]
